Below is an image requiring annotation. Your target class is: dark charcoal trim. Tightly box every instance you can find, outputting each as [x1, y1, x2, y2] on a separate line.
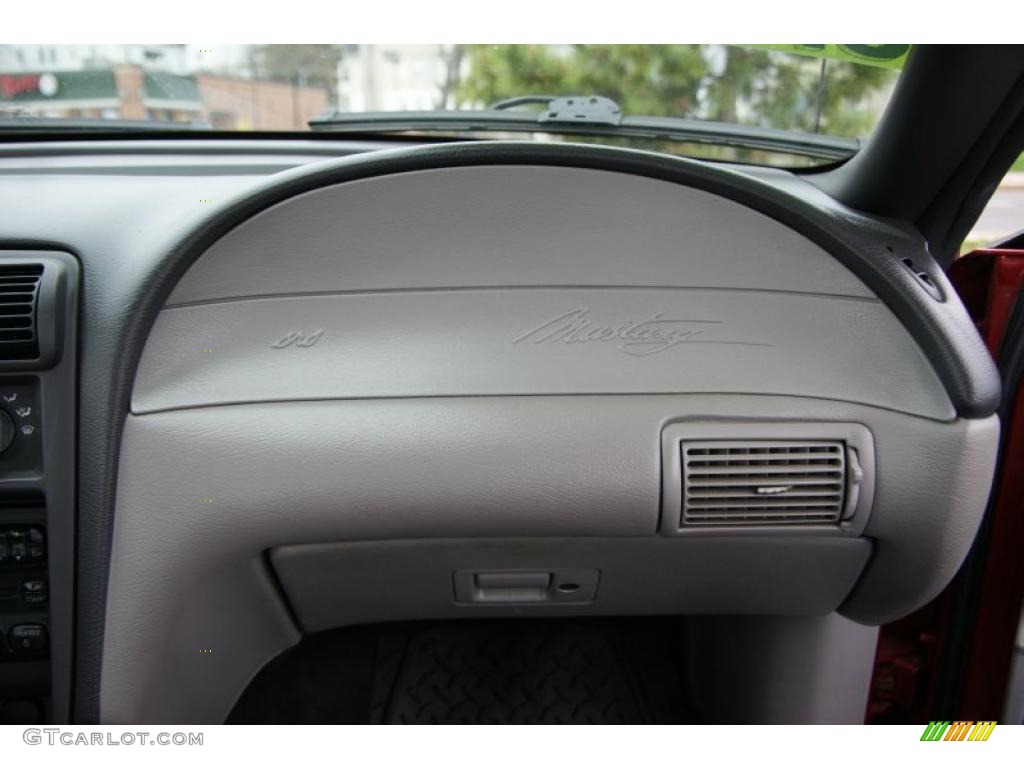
[72, 140, 999, 722]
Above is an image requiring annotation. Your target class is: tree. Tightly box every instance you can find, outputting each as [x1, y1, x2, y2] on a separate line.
[252, 44, 343, 102]
[457, 45, 896, 141]
[437, 45, 465, 110]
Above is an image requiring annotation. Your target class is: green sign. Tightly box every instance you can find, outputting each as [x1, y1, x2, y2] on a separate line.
[752, 45, 911, 70]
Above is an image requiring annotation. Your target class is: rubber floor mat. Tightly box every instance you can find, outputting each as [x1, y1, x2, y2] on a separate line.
[229, 617, 692, 724]
[371, 619, 691, 724]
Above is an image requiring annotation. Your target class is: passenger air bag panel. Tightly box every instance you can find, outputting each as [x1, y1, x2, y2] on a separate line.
[135, 165, 955, 420]
[134, 288, 950, 418]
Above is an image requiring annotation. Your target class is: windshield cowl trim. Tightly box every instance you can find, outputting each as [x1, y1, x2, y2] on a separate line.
[308, 109, 860, 161]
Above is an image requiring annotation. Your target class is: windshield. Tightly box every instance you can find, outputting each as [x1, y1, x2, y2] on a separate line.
[0, 44, 905, 166]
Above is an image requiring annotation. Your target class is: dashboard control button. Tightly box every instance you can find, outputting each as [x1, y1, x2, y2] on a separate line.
[7, 623, 48, 654]
[21, 579, 48, 606]
[0, 409, 14, 454]
[0, 527, 46, 567]
[27, 527, 44, 561]
[9, 529, 27, 563]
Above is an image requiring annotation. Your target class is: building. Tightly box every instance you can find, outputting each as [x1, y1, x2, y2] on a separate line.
[0, 65, 328, 130]
[0, 45, 190, 75]
[337, 44, 459, 111]
[197, 74, 327, 130]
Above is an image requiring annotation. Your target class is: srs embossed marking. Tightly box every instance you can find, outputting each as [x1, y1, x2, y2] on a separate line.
[512, 308, 772, 357]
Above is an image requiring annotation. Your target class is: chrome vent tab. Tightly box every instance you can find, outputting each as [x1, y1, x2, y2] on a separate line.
[681, 440, 846, 526]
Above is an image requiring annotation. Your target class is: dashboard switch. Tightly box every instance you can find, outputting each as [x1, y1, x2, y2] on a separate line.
[21, 579, 48, 606]
[27, 527, 44, 560]
[8, 529, 27, 562]
[0, 526, 46, 566]
[7, 623, 48, 655]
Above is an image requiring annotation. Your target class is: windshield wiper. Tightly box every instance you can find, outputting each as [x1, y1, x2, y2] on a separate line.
[310, 95, 860, 161]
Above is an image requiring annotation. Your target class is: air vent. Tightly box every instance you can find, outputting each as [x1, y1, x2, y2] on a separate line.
[0, 263, 43, 361]
[681, 440, 846, 526]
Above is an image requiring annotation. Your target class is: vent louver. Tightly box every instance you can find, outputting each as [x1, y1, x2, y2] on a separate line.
[681, 440, 846, 527]
[0, 263, 43, 361]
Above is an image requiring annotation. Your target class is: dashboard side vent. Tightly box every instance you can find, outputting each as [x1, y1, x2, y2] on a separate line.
[681, 440, 846, 527]
[0, 263, 43, 361]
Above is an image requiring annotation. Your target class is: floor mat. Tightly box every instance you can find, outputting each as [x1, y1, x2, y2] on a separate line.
[229, 618, 691, 724]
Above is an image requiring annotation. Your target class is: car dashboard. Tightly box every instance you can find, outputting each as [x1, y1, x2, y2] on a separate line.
[0, 137, 1002, 724]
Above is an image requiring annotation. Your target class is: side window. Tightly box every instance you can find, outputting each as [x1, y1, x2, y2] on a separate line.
[963, 153, 1024, 253]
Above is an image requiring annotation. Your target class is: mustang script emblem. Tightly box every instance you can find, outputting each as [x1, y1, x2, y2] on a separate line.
[512, 308, 770, 357]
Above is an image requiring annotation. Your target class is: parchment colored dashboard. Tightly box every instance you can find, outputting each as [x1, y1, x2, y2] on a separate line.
[0, 139, 1000, 724]
[95, 146, 998, 723]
